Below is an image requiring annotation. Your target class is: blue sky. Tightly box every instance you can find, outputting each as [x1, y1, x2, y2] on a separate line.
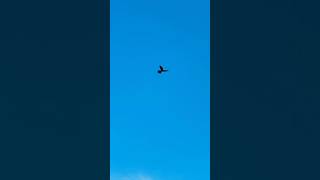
[111, 0, 210, 179]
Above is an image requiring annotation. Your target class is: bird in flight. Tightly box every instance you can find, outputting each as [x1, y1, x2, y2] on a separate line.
[158, 65, 168, 74]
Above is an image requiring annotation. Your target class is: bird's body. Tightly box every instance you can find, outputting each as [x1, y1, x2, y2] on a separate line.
[158, 65, 168, 74]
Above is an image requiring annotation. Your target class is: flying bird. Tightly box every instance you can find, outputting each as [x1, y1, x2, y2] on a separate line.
[158, 65, 168, 74]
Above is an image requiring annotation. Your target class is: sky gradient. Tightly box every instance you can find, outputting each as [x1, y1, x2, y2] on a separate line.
[111, 0, 210, 179]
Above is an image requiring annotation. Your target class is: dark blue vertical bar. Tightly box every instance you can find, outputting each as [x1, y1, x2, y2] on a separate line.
[0, 0, 109, 179]
[212, 0, 320, 179]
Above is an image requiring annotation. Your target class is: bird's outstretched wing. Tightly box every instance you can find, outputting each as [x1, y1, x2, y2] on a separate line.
[159, 65, 164, 71]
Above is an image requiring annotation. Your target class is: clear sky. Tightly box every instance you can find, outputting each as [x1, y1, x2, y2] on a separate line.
[111, 0, 210, 179]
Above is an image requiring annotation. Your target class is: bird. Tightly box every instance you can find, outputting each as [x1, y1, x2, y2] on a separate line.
[157, 65, 168, 74]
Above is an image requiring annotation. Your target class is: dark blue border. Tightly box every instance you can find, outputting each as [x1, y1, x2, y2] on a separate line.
[211, 0, 320, 179]
[0, 0, 109, 179]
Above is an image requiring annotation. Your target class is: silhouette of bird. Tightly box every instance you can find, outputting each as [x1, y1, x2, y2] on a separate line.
[158, 65, 168, 74]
